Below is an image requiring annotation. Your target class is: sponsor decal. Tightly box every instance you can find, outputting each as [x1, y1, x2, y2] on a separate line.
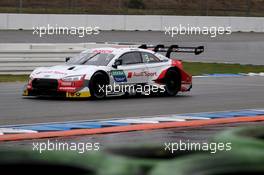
[66, 91, 91, 98]
[110, 70, 127, 82]
[23, 90, 28, 96]
[127, 71, 157, 78]
[127, 72, 133, 78]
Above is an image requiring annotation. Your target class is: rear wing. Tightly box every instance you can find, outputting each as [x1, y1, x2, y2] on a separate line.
[138, 44, 204, 58]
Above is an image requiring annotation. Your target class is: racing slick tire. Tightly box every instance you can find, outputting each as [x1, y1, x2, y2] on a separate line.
[163, 69, 181, 96]
[89, 72, 109, 99]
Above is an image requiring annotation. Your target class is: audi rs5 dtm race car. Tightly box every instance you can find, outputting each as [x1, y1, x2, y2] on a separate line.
[23, 44, 204, 99]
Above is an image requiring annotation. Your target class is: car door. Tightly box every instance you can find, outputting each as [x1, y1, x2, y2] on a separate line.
[141, 51, 169, 83]
[116, 51, 148, 84]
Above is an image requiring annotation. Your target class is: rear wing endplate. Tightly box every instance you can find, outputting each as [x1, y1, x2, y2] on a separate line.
[138, 44, 204, 58]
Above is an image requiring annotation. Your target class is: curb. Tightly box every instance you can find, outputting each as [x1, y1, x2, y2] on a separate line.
[0, 115, 263, 142]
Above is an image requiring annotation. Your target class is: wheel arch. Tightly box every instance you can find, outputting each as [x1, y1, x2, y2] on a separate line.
[156, 66, 182, 85]
[167, 66, 182, 81]
[90, 70, 110, 84]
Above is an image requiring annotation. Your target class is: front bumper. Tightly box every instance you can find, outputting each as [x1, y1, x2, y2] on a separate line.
[23, 88, 91, 98]
[23, 78, 91, 98]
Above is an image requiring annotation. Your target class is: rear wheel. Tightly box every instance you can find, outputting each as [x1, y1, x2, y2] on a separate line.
[89, 72, 108, 99]
[164, 69, 181, 96]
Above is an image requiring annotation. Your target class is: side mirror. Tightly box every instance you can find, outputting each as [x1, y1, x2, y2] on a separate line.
[112, 59, 122, 68]
[65, 57, 71, 62]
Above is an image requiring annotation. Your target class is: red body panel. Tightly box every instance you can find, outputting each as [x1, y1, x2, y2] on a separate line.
[155, 59, 192, 92]
[58, 79, 85, 93]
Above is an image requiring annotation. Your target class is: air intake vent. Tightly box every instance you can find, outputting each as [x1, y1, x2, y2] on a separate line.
[68, 66, 75, 70]
[32, 79, 58, 91]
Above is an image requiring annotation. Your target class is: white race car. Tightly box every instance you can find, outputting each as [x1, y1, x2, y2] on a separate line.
[23, 44, 204, 99]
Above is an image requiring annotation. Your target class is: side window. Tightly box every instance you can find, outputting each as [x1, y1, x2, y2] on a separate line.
[141, 52, 161, 63]
[119, 52, 142, 65]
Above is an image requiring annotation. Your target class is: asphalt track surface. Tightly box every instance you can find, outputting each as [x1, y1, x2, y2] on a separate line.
[0, 76, 263, 125]
[0, 31, 264, 65]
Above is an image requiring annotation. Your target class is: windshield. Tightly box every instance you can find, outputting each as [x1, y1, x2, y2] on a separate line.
[66, 51, 115, 66]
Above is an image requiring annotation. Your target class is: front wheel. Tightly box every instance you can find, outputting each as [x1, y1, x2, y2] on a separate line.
[89, 72, 108, 99]
[163, 69, 181, 96]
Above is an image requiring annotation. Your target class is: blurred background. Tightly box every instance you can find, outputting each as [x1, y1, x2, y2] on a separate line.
[0, 0, 264, 16]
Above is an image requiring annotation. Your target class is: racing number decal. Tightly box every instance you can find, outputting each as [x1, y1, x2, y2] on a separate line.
[67, 92, 81, 97]
[66, 87, 91, 98]
[66, 91, 91, 98]
[111, 70, 127, 82]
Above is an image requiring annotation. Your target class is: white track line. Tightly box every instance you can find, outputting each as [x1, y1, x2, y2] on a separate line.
[0, 128, 37, 134]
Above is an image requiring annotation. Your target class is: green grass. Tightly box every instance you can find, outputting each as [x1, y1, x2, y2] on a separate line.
[0, 74, 29, 82]
[0, 62, 264, 82]
[183, 62, 264, 76]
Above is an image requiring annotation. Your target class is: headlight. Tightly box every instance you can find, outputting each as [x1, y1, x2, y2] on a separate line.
[62, 75, 84, 82]
[28, 76, 33, 80]
[28, 76, 33, 83]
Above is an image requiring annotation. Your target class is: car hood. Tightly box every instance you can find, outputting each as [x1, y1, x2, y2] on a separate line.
[31, 64, 106, 79]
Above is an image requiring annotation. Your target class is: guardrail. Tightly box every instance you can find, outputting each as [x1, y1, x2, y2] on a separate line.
[1, 13, 264, 32]
[0, 43, 136, 74]
[0, 51, 78, 74]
